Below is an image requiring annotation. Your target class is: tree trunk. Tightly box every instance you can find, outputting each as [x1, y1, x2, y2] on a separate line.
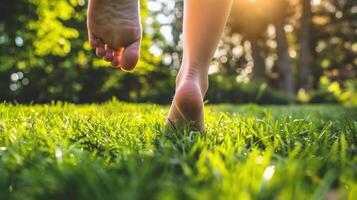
[274, 18, 294, 101]
[297, 0, 311, 91]
[249, 37, 266, 80]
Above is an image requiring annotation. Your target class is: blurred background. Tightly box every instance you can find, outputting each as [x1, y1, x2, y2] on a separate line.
[0, 0, 356, 104]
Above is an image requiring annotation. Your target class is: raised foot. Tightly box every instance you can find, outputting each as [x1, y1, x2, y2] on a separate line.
[167, 80, 205, 131]
[87, 0, 141, 71]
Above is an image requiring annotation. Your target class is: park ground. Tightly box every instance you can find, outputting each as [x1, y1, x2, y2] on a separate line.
[0, 101, 356, 200]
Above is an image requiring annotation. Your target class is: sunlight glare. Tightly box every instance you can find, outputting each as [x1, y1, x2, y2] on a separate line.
[284, 24, 294, 33]
[160, 25, 173, 44]
[209, 63, 219, 74]
[148, 1, 162, 12]
[267, 25, 276, 38]
[55, 147, 63, 162]
[149, 45, 163, 56]
[312, 0, 321, 6]
[263, 165, 275, 181]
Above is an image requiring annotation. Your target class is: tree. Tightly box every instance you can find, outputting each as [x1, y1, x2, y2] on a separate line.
[297, 0, 311, 91]
[275, 20, 294, 100]
[249, 36, 266, 80]
[271, 0, 294, 100]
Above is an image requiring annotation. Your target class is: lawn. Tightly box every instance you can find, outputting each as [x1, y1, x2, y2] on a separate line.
[0, 100, 356, 200]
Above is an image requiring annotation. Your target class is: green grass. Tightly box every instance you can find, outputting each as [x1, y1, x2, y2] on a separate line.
[0, 100, 356, 200]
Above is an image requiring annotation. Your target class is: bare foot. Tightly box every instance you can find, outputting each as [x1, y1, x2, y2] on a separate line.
[167, 70, 208, 131]
[87, 0, 141, 71]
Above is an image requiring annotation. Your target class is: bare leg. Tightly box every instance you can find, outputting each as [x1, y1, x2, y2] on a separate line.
[167, 0, 233, 130]
[87, 0, 141, 71]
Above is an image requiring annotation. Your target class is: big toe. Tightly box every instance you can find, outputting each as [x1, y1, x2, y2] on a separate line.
[121, 40, 140, 71]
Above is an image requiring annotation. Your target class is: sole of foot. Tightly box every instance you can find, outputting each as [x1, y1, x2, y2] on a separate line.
[87, 0, 141, 71]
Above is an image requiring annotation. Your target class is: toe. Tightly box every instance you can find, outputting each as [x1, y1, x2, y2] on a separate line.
[96, 42, 106, 57]
[104, 47, 114, 62]
[121, 40, 140, 71]
[88, 32, 99, 48]
[112, 49, 123, 67]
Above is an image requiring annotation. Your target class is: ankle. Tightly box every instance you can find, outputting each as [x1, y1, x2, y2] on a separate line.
[176, 66, 209, 96]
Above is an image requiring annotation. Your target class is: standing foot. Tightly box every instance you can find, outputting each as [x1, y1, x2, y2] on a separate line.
[167, 68, 208, 131]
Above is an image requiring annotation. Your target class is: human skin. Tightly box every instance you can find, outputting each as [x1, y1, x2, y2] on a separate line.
[87, 0, 233, 131]
[87, 0, 141, 71]
[167, 0, 233, 130]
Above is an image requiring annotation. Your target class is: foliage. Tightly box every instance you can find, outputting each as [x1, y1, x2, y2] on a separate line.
[0, 0, 168, 103]
[207, 75, 291, 104]
[298, 77, 357, 105]
[0, 101, 356, 199]
[0, 0, 356, 104]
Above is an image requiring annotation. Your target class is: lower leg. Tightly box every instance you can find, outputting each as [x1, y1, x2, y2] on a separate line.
[167, 0, 233, 130]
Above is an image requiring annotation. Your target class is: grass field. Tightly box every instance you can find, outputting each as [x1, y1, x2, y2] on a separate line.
[0, 100, 356, 200]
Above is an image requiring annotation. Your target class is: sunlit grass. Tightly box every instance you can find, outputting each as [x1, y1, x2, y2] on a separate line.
[0, 100, 356, 199]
